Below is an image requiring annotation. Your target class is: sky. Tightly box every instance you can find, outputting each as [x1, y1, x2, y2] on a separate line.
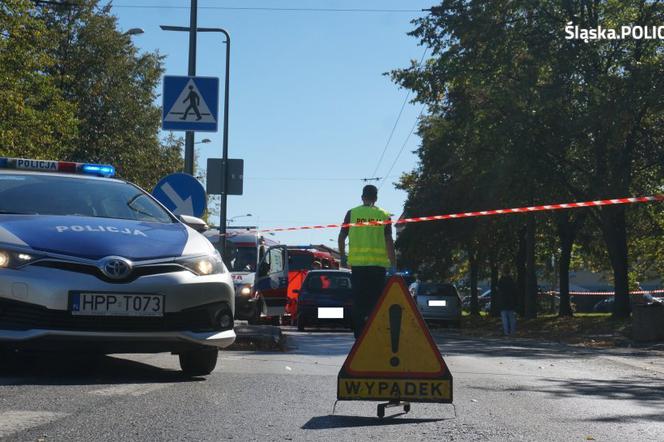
[113, 0, 434, 247]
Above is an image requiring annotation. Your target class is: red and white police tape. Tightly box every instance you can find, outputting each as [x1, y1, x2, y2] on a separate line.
[563, 289, 664, 296]
[244, 194, 664, 234]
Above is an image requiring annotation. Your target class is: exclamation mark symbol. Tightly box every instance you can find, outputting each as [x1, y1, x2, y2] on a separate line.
[389, 304, 402, 367]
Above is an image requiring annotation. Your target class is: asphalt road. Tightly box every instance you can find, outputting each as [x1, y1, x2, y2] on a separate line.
[1, 328, 663, 441]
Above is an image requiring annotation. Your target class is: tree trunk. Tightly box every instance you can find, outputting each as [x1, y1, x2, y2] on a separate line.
[469, 250, 480, 316]
[490, 260, 499, 317]
[558, 233, 574, 317]
[555, 211, 583, 317]
[525, 214, 537, 319]
[516, 227, 527, 317]
[600, 206, 630, 318]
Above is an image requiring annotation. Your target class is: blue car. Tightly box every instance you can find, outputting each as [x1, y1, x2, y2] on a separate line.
[0, 157, 235, 375]
[295, 270, 353, 331]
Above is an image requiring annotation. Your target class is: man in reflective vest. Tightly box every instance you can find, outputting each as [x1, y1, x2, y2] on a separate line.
[338, 185, 396, 338]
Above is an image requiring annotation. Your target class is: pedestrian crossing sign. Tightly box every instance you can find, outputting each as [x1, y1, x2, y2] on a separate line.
[337, 276, 453, 403]
[162, 75, 219, 132]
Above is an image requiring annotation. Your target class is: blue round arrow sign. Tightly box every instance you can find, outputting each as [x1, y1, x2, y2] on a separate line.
[152, 173, 207, 218]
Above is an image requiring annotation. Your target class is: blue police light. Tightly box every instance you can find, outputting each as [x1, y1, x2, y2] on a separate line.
[81, 164, 115, 177]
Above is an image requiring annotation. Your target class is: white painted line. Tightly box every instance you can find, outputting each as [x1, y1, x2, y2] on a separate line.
[0, 411, 68, 438]
[88, 383, 170, 397]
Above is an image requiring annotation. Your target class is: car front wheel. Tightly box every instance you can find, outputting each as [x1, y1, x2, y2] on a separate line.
[179, 348, 218, 376]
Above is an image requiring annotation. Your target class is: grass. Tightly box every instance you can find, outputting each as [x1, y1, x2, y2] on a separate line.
[455, 311, 632, 347]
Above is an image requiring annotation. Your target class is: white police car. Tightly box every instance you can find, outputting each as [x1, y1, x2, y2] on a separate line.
[0, 157, 235, 376]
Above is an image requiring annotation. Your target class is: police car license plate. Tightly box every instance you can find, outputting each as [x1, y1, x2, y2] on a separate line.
[71, 293, 164, 317]
[318, 307, 344, 319]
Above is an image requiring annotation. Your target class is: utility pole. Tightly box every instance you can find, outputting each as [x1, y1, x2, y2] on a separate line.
[183, 0, 198, 175]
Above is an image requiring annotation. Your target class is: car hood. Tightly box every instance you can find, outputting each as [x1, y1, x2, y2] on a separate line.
[0, 214, 207, 260]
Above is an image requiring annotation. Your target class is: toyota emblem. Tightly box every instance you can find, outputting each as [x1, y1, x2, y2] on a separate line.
[99, 256, 133, 280]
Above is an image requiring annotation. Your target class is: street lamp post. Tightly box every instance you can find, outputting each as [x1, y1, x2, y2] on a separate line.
[160, 25, 231, 256]
[228, 213, 252, 224]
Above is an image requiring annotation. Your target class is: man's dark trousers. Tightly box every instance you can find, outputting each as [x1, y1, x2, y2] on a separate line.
[350, 266, 386, 339]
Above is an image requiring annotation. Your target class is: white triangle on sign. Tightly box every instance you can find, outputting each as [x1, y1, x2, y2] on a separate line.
[164, 79, 216, 124]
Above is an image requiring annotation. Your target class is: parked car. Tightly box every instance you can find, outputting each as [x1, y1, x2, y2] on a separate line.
[594, 294, 662, 313]
[462, 289, 492, 311]
[295, 270, 353, 331]
[411, 282, 462, 327]
[593, 297, 614, 313]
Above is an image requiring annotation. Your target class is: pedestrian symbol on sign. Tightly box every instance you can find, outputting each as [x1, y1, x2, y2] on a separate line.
[181, 86, 202, 121]
[163, 79, 216, 124]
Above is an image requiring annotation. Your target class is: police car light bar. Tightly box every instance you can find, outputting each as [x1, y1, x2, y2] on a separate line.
[0, 157, 115, 177]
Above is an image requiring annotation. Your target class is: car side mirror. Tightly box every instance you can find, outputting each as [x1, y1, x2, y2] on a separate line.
[179, 215, 209, 233]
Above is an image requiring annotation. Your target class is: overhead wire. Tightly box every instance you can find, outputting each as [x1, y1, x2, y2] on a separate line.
[370, 47, 428, 179]
[110, 4, 424, 13]
[244, 176, 400, 182]
[378, 106, 425, 190]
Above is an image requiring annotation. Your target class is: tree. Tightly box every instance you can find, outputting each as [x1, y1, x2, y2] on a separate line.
[36, 0, 182, 190]
[391, 0, 664, 319]
[0, 0, 77, 158]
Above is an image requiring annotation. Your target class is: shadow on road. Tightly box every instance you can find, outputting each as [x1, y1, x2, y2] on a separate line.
[469, 376, 664, 409]
[0, 352, 201, 386]
[302, 414, 445, 429]
[433, 333, 664, 363]
[587, 411, 664, 423]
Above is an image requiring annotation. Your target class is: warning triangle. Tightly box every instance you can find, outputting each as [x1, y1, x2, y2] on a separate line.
[343, 276, 449, 378]
[164, 79, 216, 123]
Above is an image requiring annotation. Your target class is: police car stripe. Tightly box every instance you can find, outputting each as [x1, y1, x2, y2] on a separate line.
[0, 225, 27, 247]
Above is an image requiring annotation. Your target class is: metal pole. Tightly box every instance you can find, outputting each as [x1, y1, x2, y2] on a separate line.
[184, 0, 198, 175]
[219, 33, 230, 257]
[159, 26, 231, 244]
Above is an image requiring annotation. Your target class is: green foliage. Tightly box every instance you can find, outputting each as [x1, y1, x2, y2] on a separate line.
[391, 1, 663, 317]
[0, 0, 77, 157]
[36, 1, 182, 190]
[0, 0, 182, 191]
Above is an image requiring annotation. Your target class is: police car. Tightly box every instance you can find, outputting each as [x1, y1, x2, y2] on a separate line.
[0, 158, 235, 376]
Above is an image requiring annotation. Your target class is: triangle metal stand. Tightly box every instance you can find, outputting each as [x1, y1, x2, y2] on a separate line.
[377, 400, 411, 419]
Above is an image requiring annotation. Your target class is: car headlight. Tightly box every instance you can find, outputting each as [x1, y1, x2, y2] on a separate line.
[238, 284, 252, 296]
[177, 250, 225, 276]
[0, 249, 43, 269]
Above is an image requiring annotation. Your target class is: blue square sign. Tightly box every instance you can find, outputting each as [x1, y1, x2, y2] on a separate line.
[162, 75, 219, 132]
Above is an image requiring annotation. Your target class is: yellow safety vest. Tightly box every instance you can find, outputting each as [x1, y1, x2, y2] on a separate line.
[348, 204, 390, 267]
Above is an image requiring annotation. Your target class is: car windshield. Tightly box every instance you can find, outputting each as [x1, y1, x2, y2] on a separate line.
[289, 253, 314, 271]
[306, 273, 352, 292]
[0, 173, 173, 223]
[419, 283, 457, 297]
[225, 246, 257, 272]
